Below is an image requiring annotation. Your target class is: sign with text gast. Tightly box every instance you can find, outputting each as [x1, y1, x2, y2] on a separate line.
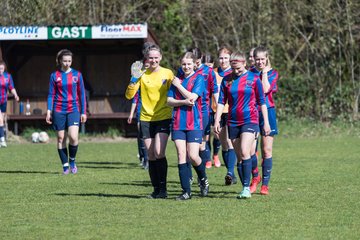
[0, 24, 147, 40]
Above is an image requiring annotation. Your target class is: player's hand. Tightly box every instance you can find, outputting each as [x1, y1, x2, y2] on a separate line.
[127, 117, 133, 124]
[263, 66, 271, 74]
[15, 95, 19, 102]
[46, 111, 52, 124]
[214, 121, 221, 135]
[184, 98, 195, 106]
[131, 61, 145, 79]
[263, 122, 271, 136]
[81, 114, 87, 123]
[172, 77, 181, 87]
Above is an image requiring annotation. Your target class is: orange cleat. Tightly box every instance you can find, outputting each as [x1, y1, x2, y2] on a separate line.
[205, 161, 212, 169]
[213, 155, 221, 168]
[250, 176, 261, 193]
[260, 185, 269, 195]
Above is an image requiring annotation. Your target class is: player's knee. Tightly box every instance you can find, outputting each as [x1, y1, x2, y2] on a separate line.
[262, 147, 272, 158]
[187, 152, 198, 162]
[57, 136, 65, 144]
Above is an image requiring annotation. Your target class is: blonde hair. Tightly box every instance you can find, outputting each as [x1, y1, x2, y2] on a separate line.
[226, 51, 247, 84]
[230, 51, 246, 63]
[218, 46, 232, 56]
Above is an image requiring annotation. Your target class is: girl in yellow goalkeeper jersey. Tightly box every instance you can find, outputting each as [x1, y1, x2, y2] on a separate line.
[125, 43, 174, 199]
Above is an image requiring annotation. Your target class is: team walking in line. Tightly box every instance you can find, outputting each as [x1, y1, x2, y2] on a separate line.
[126, 43, 279, 200]
[0, 42, 278, 201]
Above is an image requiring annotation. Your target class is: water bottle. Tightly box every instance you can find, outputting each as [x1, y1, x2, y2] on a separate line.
[19, 102, 24, 115]
[25, 99, 31, 115]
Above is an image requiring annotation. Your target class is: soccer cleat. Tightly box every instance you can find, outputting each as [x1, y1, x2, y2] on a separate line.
[156, 191, 168, 199]
[63, 168, 70, 175]
[205, 161, 212, 169]
[189, 177, 194, 185]
[237, 187, 251, 199]
[71, 166, 78, 174]
[0, 141, 7, 148]
[200, 178, 209, 197]
[260, 185, 269, 195]
[250, 176, 261, 193]
[147, 190, 160, 199]
[213, 155, 221, 168]
[232, 176, 238, 184]
[225, 174, 233, 186]
[142, 160, 149, 170]
[176, 192, 191, 201]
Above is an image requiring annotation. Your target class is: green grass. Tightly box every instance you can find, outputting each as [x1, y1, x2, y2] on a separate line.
[1, 135, 360, 239]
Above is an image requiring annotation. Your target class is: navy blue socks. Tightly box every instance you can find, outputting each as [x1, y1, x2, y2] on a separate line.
[57, 148, 68, 171]
[251, 154, 259, 178]
[68, 144, 78, 168]
[262, 157, 273, 186]
[242, 159, 252, 187]
[178, 163, 191, 194]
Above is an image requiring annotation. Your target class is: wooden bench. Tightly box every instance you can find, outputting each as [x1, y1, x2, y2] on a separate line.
[6, 112, 137, 137]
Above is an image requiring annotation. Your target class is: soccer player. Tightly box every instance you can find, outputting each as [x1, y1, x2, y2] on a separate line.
[191, 48, 219, 169]
[214, 51, 270, 199]
[128, 90, 148, 169]
[248, 47, 262, 189]
[46, 49, 87, 175]
[203, 53, 214, 68]
[248, 47, 260, 74]
[249, 46, 279, 195]
[211, 47, 238, 185]
[0, 61, 20, 147]
[167, 51, 209, 200]
[125, 43, 174, 199]
[203, 52, 222, 168]
[127, 58, 150, 170]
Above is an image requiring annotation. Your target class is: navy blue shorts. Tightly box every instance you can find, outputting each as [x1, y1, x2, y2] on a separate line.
[0, 103, 7, 113]
[202, 112, 210, 136]
[172, 130, 203, 143]
[228, 123, 260, 140]
[52, 112, 81, 131]
[259, 107, 278, 136]
[210, 112, 215, 126]
[140, 119, 171, 139]
[220, 113, 228, 128]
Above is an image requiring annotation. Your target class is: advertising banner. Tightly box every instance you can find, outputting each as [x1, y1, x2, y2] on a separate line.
[0, 24, 147, 40]
[92, 23, 147, 39]
[0, 26, 47, 40]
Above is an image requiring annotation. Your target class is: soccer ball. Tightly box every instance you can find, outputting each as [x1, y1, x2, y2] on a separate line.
[31, 132, 40, 143]
[39, 131, 49, 143]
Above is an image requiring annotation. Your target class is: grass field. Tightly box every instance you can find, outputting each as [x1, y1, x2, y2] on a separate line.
[1, 133, 360, 239]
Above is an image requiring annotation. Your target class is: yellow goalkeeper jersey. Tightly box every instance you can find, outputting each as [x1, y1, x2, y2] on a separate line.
[125, 67, 174, 121]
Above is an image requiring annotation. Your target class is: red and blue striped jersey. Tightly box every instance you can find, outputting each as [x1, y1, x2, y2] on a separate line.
[260, 69, 279, 108]
[177, 65, 217, 115]
[218, 71, 265, 127]
[249, 66, 260, 75]
[47, 69, 86, 114]
[196, 64, 218, 114]
[132, 90, 142, 119]
[0, 72, 15, 104]
[168, 73, 205, 130]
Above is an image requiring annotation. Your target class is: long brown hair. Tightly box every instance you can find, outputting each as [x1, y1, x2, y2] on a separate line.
[56, 49, 73, 68]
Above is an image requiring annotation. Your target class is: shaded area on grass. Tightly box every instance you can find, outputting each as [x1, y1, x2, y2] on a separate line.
[0, 170, 58, 175]
[54, 192, 143, 199]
